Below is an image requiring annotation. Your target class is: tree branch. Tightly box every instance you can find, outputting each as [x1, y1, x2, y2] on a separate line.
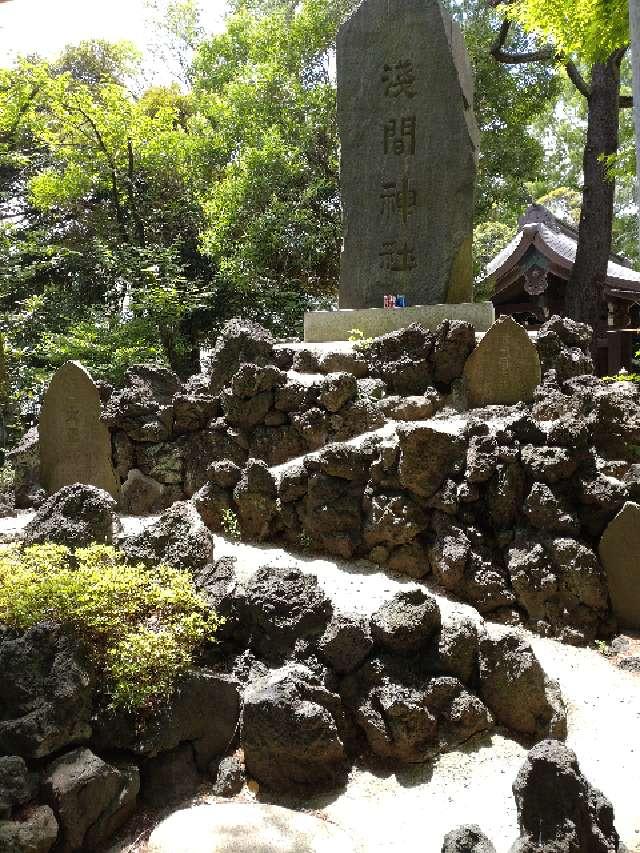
[69, 104, 129, 242]
[490, 18, 556, 64]
[565, 61, 591, 99]
[126, 137, 145, 246]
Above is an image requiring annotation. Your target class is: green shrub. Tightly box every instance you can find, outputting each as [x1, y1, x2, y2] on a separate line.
[347, 327, 373, 352]
[221, 508, 241, 540]
[0, 463, 14, 492]
[604, 349, 640, 383]
[0, 543, 219, 713]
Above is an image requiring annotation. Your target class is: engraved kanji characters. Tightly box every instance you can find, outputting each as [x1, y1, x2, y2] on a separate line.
[379, 241, 416, 272]
[383, 115, 416, 155]
[379, 59, 418, 289]
[380, 175, 416, 223]
[382, 60, 416, 98]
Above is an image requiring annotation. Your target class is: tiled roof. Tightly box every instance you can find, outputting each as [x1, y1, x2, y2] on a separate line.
[485, 204, 640, 292]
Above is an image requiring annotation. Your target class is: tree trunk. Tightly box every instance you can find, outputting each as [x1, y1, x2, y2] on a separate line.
[630, 0, 640, 255]
[566, 56, 621, 353]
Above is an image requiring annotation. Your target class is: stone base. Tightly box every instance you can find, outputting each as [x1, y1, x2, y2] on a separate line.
[304, 303, 495, 343]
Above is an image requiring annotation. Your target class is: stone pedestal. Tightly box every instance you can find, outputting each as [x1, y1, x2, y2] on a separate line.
[303, 302, 494, 343]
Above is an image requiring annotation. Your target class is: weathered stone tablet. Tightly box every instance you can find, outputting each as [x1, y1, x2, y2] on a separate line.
[599, 502, 640, 630]
[337, 0, 479, 309]
[463, 316, 541, 407]
[39, 361, 119, 498]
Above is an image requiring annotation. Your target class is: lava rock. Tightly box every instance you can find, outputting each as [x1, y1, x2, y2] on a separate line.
[341, 656, 492, 763]
[192, 482, 233, 533]
[239, 565, 332, 657]
[520, 445, 578, 484]
[433, 617, 481, 684]
[208, 460, 242, 489]
[24, 484, 116, 548]
[432, 320, 476, 386]
[319, 350, 369, 379]
[6, 427, 43, 510]
[0, 805, 58, 853]
[0, 623, 93, 759]
[524, 482, 578, 533]
[510, 739, 618, 853]
[119, 501, 213, 572]
[42, 748, 139, 853]
[102, 364, 179, 442]
[466, 435, 499, 483]
[0, 757, 34, 819]
[93, 670, 241, 771]
[363, 492, 429, 550]
[207, 320, 275, 395]
[242, 664, 349, 793]
[210, 755, 245, 797]
[536, 315, 594, 386]
[371, 589, 441, 654]
[478, 631, 567, 740]
[398, 422, 466, 500]
[442, 825, 496, 853]
[302, 473, 363, 558]
[141, 743, 200, 808]
[318, 612, 373, 674]
[172, 392, 219, 434]
[317, 372, 358, 413]
[118, 468, 165, 514]
[232, 460, 277, 541]
[367, 324, 435, 395]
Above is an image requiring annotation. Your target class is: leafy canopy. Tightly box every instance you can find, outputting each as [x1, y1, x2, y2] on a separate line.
[507, 0, 629, 61]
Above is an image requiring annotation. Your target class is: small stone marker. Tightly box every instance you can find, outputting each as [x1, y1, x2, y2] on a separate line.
[337, 0, 479, 309]
[39, 361, 119, 498]
[599, 501, 640, 630]
[463, 316, 541, 408]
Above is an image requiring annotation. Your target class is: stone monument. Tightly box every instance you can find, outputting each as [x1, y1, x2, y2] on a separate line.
[599, 501, 640, 630]
[463, 316, 541, 407]
[304, 0, 493, 341]
[338, 0, 478, 309]
[39, 361, 119, 498]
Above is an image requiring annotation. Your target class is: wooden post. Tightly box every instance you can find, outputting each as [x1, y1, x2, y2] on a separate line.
[607, 330, 623, 375]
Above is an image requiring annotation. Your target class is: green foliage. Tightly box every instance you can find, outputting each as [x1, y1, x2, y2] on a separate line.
[221, 508, 241, 539]
[536, 187, 582, 228]
[194, 0, 345, 315]
[0, 543, 219, 712]
[0, 463, 14, 492]
[507, 0, 628, 63]
[347, 327, 373, 351]
[604, 348, 640, 383]
[472, 220, 515, 295]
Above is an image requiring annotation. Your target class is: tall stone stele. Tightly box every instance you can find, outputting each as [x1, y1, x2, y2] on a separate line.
[39, 361, 119, 499]
[337, 0, 479, 309]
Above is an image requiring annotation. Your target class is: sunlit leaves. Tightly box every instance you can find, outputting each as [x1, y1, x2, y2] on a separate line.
[506, 0, 629, 63]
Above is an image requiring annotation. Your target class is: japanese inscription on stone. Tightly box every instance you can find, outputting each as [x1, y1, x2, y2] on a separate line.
[337, 0, 479, 309]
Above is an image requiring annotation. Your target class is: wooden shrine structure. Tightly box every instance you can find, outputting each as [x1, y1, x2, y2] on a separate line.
[481, 204, 640, 373]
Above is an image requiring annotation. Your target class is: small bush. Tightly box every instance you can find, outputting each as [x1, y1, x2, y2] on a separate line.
[0, 463, 14, 492]
[0, 543, 219, 712]
[348, 327, 373, 352]
[221, 508, 241, 540]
